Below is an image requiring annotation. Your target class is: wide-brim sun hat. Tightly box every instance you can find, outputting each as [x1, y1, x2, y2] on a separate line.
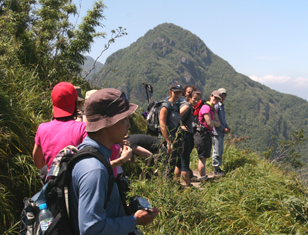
[85, 88, 138, 132]
[51, 82, 77, 118]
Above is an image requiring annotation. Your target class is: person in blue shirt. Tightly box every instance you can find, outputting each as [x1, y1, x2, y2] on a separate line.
[212, 88, 231, 176]
[69, 88, 160, 235]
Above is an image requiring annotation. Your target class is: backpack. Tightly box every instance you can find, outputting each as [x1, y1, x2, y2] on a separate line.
[146, 100, 172, 136]
[192, 100, 215, 133]
[19, 146, 116, 235]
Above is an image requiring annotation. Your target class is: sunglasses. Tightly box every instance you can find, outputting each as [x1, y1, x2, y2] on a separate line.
[103, 91, 128, 113]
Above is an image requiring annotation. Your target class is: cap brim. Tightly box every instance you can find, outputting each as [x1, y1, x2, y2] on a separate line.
[86, 103, 138, 132]
[53, 103, 76, 118]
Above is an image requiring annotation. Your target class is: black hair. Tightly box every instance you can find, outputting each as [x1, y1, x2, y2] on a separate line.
[183, 85, 197, 98]
[52, 101, 78, 121]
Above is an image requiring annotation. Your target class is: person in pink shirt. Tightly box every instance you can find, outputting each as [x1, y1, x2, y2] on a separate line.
[193, 90, 221, 180]
[32, 82, 87, 173]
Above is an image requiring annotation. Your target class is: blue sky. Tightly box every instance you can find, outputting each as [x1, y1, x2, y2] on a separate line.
[75, 0, 308, 100]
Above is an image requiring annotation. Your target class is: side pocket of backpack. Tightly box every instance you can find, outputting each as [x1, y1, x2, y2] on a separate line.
[19, 198, 41, 235]
[44, 211, 74, 235]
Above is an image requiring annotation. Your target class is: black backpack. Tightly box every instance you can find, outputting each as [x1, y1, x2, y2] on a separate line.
[19, 146, 116, 235]
[146, 100, 172, 136]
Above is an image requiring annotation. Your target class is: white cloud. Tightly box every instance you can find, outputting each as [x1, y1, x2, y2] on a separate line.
[249, 75, 292, 84]
[249, 75, 308, 100]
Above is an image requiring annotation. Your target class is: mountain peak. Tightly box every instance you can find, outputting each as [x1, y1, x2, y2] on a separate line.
[88, 23, 308, 156]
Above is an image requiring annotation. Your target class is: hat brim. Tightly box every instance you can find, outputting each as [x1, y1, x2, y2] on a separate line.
[86, 103, 138, 132]
[171, 89, 183, 92]
[53, 103, 76, 118]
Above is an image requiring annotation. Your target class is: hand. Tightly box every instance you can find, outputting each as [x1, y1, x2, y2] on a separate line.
[119, 145, 132, 164]
[224, 128, 229, 133]
[135, 207, 160, 225]
[181, 125, 188, 132]
[166, 143, 172, 155]
[120, 140, 130, 148]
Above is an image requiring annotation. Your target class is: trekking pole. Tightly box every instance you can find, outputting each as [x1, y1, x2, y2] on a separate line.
[142, 83, 153, 104]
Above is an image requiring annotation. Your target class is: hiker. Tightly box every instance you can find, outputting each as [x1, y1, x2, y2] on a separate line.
[109, 141, 133, 177]
[194, 90, 221, 180]
[182, 84, 199, 180]
[74, 86, 85, 122]
[125, 134, 162, 166]
[69, 88, 160, 234]
[175, 90, 201, 186]
[183, 85, 197, 99]
[33, 82, 87, 178]
[212, 88, 231, 176]
[82, 89, 98, 122]
[82, 88, 130, 177]
[159, 83, 184, 178]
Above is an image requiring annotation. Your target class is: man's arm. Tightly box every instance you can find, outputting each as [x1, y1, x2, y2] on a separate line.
[73, 160, 137, 235]
[216, 106, 226, 132]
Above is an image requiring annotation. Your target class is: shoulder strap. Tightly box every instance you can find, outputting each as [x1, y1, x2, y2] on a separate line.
[68, 147, 115, 208]
[181, 105, 192, 125]
[159, 100, 173, 121]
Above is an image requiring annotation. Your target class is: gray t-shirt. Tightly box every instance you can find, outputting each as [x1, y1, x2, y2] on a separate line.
[160, 101, 180, 135]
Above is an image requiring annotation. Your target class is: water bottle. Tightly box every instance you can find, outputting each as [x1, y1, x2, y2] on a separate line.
[39, 203, 54, 233]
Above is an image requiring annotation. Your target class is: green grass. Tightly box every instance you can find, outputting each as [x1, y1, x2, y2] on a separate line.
[126, 145, 308, 234]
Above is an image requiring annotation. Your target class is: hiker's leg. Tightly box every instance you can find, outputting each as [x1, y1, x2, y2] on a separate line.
[212, 135, 220, 168]
[198, 158, 206, 177]
[212, 135, 223, 169]
[174, 166, 181, 179]
[181, 132, 193, 185]
[194, 131, 208, 177]
[219, 136, 225, 166]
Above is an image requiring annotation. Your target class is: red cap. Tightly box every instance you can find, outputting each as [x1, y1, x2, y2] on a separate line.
[51, 82, 77, 118]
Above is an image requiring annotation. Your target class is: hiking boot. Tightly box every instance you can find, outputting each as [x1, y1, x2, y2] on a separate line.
[190, 175, 200, 182]
[199, 175, 208, 182]
[214, 167, 225, 176]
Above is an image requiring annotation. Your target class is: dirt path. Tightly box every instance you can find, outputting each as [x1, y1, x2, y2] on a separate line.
[181, 170, 221, 189]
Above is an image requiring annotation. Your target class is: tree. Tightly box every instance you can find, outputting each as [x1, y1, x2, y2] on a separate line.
[0, 0, 126, 232]
[264, 128, 307, 169]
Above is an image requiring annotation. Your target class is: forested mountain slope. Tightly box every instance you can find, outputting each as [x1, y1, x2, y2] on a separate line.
[89, 23, 308, 158]
[81, 56, 104, 81]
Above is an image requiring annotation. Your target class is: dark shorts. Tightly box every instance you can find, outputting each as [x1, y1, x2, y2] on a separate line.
[193, 131, 212, 159]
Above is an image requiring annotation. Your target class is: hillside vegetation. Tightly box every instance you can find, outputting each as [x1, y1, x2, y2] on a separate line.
[82, 56, 104, 81]
[90, 23, 308, 159]
[129, 144, 308, 234]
